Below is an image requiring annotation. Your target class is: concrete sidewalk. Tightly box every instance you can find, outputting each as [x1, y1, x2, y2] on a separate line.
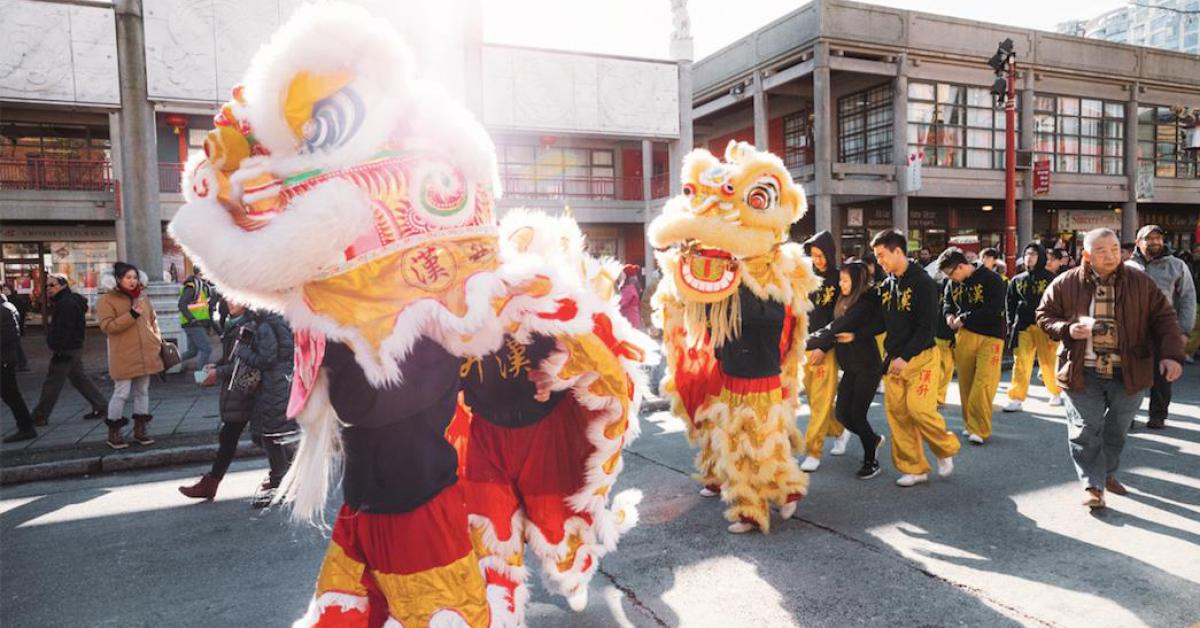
[1, 326, 238, 482]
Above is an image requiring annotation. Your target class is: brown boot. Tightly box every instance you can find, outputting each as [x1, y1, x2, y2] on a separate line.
[132, 414, 155, 445]
[179, 474, 220, 500]
[105, 418, 129, 450]
[1105, 476, 1128, 496]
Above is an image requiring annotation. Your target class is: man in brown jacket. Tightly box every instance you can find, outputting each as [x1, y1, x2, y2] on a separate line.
[1037, 228, 1184, 510]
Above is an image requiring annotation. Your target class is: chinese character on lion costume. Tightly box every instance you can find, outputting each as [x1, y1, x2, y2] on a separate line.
[650, 142, 819, 534]
[167, 5, 653, 626]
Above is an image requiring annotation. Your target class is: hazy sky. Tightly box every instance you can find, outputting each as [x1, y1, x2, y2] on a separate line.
[482, 0, 1132, 60]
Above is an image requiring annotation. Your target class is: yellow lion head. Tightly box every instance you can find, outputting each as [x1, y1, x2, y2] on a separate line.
[648, 141, 806, 303]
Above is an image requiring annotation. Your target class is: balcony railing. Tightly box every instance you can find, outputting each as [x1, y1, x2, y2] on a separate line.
[159, 162, 184, 193]
[0, 159, 113, 192]
[502, 174, 671, 201]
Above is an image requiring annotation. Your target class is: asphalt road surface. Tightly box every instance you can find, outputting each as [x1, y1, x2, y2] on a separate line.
[2, 374, 1198, 627]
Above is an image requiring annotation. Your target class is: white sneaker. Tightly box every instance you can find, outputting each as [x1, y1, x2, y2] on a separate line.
[937, 456, 955, 477]
[1002, 400, 1023, 412]
[727, 521, 756, 534]
[830, 431, 852, 456]
[968, 433, 984, 445]
[699, 486, 719, 498]
[876, 382, 885, 394]
[567, 587, 589, 611]
[960, 429, 971, 437]
[779, 501, 798, 520]
[799, 456, 821, 472]
[1048, 394, 1064, 406]
[896, 473, 928, 487]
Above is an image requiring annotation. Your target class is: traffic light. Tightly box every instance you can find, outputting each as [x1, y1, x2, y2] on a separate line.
[990, 77, 1008, 109]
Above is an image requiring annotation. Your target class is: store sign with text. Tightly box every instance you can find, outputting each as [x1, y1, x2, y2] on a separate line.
[1033, 159, 1051, 196]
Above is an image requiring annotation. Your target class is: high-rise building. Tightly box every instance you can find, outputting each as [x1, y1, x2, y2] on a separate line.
[1057, 1, 1200, 55]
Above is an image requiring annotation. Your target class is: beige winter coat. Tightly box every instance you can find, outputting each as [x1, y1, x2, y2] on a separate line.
[97, 289, 164, 380]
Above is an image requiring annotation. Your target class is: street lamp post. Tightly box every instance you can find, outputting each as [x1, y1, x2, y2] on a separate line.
[989, 39, 1017, 278]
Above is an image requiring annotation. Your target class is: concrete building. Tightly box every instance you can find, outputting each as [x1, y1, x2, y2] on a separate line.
[1058, 1, 1200, 56]
[691, 0, 1200, 260]
[0, 0, 678, 322]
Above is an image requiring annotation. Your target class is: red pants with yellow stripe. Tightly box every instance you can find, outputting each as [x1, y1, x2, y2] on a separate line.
[464, 398, 600, 624]
[301, 484, 490, 628]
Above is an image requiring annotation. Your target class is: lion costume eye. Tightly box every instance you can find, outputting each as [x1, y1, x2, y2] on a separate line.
[302, 88, 365, 152]
[682, 183, 696, 197]
[745, 178, 779, 211]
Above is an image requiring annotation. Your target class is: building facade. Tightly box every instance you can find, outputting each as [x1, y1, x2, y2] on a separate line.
[1058, 1, 1200, 55]
[0, 0, 678, 321]
[691, 0, 1200, 261]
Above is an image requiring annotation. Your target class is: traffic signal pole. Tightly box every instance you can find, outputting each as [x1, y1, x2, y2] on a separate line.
[1004, 57, 1017, 278]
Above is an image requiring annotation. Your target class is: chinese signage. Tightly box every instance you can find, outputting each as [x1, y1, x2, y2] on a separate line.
[1136, 162, 1155, 202]
[1033, 159, 1051, 196]
[902, 150, 924, 193]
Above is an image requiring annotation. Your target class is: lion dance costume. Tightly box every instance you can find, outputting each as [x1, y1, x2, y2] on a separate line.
[168, 6, 652, 626]
[650, 142, 818, 534]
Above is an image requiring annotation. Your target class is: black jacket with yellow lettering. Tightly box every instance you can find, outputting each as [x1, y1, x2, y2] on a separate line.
[802, 230, 840, 335]
[943, 266, 1007, 340]
[1006, 243, 1055, 348]
[879, 261, 939, 367]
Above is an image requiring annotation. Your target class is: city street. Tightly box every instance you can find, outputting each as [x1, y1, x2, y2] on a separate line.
[3, 371, 1197, 627]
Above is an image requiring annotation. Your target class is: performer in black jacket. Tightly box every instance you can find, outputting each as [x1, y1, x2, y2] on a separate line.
[872, 230, 960, 487]
[806, 261, 886, 479]
[799, 231, 848, 471]
[1003, 243, 1063, 412]
[939, 247, 1008, 444]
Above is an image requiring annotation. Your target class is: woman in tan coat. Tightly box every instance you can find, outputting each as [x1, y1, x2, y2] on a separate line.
[97, 262, 164, 449]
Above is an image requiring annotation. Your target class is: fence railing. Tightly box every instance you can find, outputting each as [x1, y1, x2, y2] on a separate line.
[0, 159, 114, 192]
[159, 162, 184, 193]
[501, 174, 672, 201]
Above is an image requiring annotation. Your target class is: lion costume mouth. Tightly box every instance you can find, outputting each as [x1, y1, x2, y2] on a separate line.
[678, 245, 739, 300]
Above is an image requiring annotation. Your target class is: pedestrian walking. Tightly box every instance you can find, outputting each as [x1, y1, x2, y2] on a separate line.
[871, 230, 960, 487]
[805, 261, 886, 478]
[1037, 227, 1184, 510]
[96, 263, 164, 449]
[28, 274, 108, 427]
[1, 293, 36, 443]
[799, 231, 849, 472]
[178, 266, 215, 370]
[1004, 242, 1063, 412]
[939, 248, 1007, 444]
[1124, 225, 1195, 429]
[179, 303, 299, 507]
[1, 286, 29, 370]
[618, 264, 643, 329]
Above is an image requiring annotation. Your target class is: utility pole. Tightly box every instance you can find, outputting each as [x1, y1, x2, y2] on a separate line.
[989, 39, 1017, 278]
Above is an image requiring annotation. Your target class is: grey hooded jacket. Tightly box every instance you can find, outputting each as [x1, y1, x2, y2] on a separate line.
[1126, 248, 1196, 334]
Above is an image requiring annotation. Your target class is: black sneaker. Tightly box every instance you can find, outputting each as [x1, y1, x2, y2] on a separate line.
[2, 429, 37, 444]
[83, 410, 104, 420]
[856, 460, 882, 479]
[251, 487, 276, 509]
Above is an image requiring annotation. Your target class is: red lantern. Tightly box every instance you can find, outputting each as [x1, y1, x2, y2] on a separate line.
[164, 113, 189, 134]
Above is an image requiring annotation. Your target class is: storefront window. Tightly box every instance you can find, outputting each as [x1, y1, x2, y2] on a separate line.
[908, 81, 1016, 169]
[1035, 95, 1125, 175]
[1137, 106, 1200, 179]
[838, 84, 893, 165]
[495, 143, 617, 199]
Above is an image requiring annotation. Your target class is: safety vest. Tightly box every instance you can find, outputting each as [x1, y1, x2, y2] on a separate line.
[179, 278, 212, 325]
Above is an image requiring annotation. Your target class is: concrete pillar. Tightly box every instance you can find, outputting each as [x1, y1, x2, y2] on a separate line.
[1122, 86, 1140, 241]
[812, 43, 833, 237]
[108, 111, 128, 262]
[1018, 69, 1036, 246]
[891, 55, 909, 235]
[641, 141, 657, 275]
[113, 0, 163, 276]
[671, 60, 694, 197]
[753, 71, 769, 151]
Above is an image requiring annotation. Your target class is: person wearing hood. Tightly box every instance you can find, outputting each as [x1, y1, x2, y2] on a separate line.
[799, 231, 849, 471]
[939, 247, 1007, 445]
[1004, 242, 1062, 412]
[1126, 225, 1196, 429]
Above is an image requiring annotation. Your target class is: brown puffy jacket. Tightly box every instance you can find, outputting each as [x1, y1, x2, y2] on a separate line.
[96, 290, 164, 380]
[1036, 263, 1184, 395]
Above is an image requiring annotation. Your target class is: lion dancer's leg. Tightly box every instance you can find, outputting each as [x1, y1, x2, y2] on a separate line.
[711, 373, 809, 534]
[299, 486, 490, 628]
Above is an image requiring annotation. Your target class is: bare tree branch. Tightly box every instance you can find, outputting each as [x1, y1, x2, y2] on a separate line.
[1129, 1, 1200, 15]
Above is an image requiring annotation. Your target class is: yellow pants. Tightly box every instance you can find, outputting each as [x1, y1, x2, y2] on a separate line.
[1007, 326, 1061, 401]
[953, 330, 1004, 440]
[802, 349, 842, 457]
[875, 333, 886, 361]
[883, 347, 961, 475]
[934, 338, 955, 405]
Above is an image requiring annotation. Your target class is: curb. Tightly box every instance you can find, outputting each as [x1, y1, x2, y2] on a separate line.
[0, 441, 264, 486]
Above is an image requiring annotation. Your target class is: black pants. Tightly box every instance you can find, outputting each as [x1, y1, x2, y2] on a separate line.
[835, 367, 882, 462]
[1149, 359, 1171, 422]
[31, 350, 107, 420]
[2, 362, 33, 432]
[210, 421, 295, 486]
